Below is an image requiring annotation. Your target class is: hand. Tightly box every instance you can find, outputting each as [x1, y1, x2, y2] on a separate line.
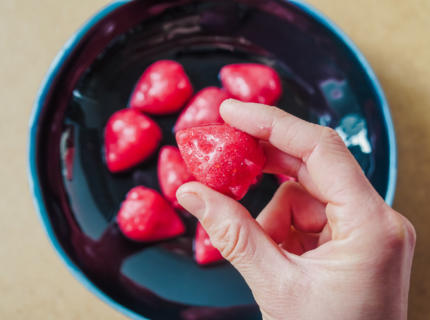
[176, 99, 416, 320]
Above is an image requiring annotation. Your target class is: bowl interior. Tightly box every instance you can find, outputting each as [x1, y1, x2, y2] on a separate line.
[32, 1, 394, 319]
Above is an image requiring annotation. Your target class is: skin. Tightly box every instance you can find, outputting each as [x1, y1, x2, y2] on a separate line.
[177, 99, 416, 320]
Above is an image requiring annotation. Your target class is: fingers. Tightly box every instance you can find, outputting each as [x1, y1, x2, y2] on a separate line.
[257, 182, 328, 255]
[220, 99, 387, 238]
[220, 99, 379, 206]
[279, 228, 320, 255]
[261, 142, 326, 200]
[176, 182, 290, 290]
[260, 141, 301, 177]
[257, 182, 327, 243]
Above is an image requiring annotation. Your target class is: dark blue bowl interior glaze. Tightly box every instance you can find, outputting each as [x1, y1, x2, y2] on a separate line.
[32, 1, 394, 319]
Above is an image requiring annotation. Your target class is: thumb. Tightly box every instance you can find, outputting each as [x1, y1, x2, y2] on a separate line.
[177, 182, 290, 292]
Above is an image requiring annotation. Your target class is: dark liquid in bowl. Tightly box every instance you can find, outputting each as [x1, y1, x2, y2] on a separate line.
[36, 1, 390, 319]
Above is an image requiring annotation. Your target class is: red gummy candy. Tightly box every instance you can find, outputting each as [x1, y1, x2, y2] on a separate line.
[117, 186, 185, 242]
[104, 109, 161, 172]
[129, 60, 193, 114]
[176, 124, 265, 200]
[194, 222, 223, 265]
[174, 87, 229, 132]
[220, 63, 282, 105]
[157, 146, 195, 209]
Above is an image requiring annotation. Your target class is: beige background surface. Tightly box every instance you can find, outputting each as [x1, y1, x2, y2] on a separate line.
[0, 0, 429, 319]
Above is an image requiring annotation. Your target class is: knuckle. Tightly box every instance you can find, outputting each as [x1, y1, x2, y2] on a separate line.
[382, 210, 416, 249]
[321, 126, 344, 145]
[211, 221, 254, 263]
[307, 126, 346, 163]
[273, 113, 300, 139]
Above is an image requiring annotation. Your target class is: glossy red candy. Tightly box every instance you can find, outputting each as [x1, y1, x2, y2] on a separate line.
[129, 60, 193, 114]
[157, 146, 195, 209]
[104, 108, 162, 173]
[194, 222, 223, 265]
[117, 186, 185, 242]
[219, 63, 282, 105]
[176, 124, 266, 200]
[174, 87, 229, 132]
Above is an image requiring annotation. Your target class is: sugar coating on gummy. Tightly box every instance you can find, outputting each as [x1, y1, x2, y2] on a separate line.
[174, 87, 229, 132]
[130, 60, 193, 114]
[220, 63, 282, 105]
[157, 146, 195, 209]
[117, 186, 185, 242]
[104, 109, 162, 172]
[176, 124, 266, 200]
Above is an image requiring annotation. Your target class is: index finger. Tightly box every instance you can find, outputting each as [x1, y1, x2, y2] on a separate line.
[220, 99, 381, 207]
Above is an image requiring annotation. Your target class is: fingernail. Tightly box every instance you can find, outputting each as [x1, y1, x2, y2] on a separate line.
[220, 98, 240, 112]
[177, 192, 205, 219]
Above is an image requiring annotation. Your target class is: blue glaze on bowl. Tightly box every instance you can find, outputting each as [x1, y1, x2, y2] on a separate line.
[28, 1, 397, 319]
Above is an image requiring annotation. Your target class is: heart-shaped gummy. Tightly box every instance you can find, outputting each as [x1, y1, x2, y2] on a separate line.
[220, 63, 282, 105]
[176, 124, 266, 200]
[104, 108, 162, 172]
[174, 87, 229, 132]
[129, 60, 193, 115]
[117, 186, 185, 242]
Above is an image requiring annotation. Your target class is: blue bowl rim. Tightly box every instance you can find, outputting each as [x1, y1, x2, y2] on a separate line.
[27, 1, 397, 319]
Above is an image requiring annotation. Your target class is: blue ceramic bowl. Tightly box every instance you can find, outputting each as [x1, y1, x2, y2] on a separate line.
[28, 1, 397, 319]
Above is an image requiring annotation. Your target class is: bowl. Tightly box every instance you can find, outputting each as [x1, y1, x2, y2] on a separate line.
[28, 1, 397, 319]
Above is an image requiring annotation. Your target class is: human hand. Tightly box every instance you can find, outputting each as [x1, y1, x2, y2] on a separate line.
[176, 99, 416, 320]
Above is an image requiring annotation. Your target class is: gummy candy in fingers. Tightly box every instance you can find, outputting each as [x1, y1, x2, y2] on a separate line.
[176, 124, 265, 200]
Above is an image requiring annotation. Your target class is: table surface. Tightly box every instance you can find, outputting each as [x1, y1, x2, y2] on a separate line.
[1, 0, 429, 319]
